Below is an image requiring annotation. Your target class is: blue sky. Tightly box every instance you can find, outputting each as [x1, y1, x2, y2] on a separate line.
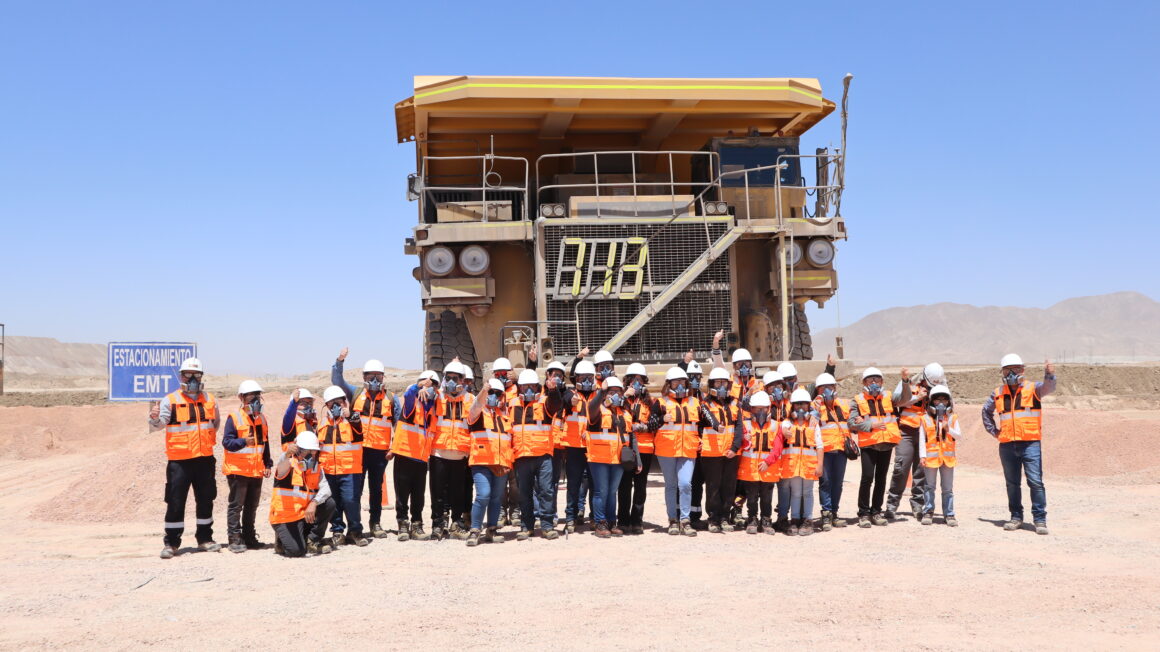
[2, 1, 1157, 375]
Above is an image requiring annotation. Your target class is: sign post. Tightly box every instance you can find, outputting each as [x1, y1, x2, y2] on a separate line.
[108, 342, 197, 402]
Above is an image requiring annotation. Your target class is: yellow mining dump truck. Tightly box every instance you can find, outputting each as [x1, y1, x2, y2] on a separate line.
[395, 75, 851, 373]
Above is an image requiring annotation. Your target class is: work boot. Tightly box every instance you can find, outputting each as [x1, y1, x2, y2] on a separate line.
[370, 523, 388, 539]
[274, 539, 285, 555]
[451, 522, 470, 540]
[632, 525, 644, 535]
[871, 513, 888, 527]
[396, 521, 411, 542]
[516, 528, 530, 541]
[610, 523, 624, 537]
[323, 537, 338, 552]
[543, 528, 560, 541]
[762, 518, 775, 535]
[787, 520, 800, 536]
[820, 511, 833, 532]
[198, 541, 222, 552]
[667, 519, 680, 536]
[228, 535, 247, 554]
[411, 522, 431, 541]
[858, 515, 872, 528]
[305, 540, 323, 556]
[832, 513, 848, 528]
[721, 521, 735, 533]
[946, 516, 959, 527]
[689, 516, 705, 531]
[466, 529, 481, 547]
[430, 525, 445, 541]
[799, 519, 813, 537]
[346, 532, 369, 547]
[565, 521, 576, 535]
[921, 513, 934, 526]
[680, 519, 697, 537]
[708, 521, 722, 534]
[1035, 521, 1049, 535]
[594, 521, 611, 538]
[884, 509, 897, 522]
[1003, 518, 1023, 532]
[511, 509, 522, 527]
[745, 519, 758, 535]
[483, 527, 504, 543]
[331, 532, 345, 547]
[774, 516, 789, 533]
[243, 535, 265, 550]
[160, 546, 177, 559]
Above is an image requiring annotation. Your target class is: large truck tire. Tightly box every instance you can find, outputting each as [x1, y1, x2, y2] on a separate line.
[789, 304, 813, 361]
[425, 310, 480, 377]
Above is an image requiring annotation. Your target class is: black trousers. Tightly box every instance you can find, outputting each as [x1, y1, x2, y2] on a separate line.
[700, 456, 739, 525]
[272, 497, 336, 557]
[226, 474, 262, 538]
[690, 454, 705, 521]
[429, 455, 469, 528]
[743, 480, 774, 521]
[164, 456, 217, 547]
[393, 455, 428, 526]
[858, 446, 895, 516]
[616, 452, 655, 527]
[363, 447, 391, 527]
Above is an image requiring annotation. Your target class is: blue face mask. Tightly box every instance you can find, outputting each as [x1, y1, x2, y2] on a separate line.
[248, 398, 262, 415]
[689, 378, 701, 391]
[1004, 371, 1022, 386]
[598, 367, 613, 379]
[792, 407, 809, 420]
[737, 364, 753, 378]
[366, 379, 383, 393]
[822, 388, 836, 401]
[868, 383, 882, 396]
[183, 378, 202, 396]
[486, 394, 501, 408]
[608, 393, 624, 407]
[300, 405, 316, 419]
[329, 403, 343, 419]
[631, 380, 645, 393]
[443, 379, 462, 395]
[300, 454, 319, 472]
[578, 378, 595, 392]
[752, 410, 769, 425]
[711, 385, 729, 398]
[671, 385, 688, 399]
[522, 388, 537, 402]
[771, 387, 784, 402]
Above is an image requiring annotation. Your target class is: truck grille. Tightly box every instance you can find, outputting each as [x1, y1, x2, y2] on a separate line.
[542, 219, 733, 361]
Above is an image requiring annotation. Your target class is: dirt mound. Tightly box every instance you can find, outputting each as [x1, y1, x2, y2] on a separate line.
[3, 336, 107, 375]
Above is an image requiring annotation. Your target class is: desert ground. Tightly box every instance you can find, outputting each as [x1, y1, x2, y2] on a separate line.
[1, 364, 1158, 649]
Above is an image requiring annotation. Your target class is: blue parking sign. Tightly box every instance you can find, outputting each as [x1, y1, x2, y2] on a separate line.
[108, 342, 197, 401]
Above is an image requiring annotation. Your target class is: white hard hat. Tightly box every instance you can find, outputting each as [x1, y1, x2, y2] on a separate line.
[922, 362, 946, 386]
[463, 367, 474, 380]
[862, 367, 884, 380]
[322, 386, 346, 403]
[777, 362, 798, 378]
[295, 431, 320, 451]
[487, 378, 505, 392]
[443, 360, 466, 377]
[363, 359, 386, 374]
[603, 377, 623, 390]
[593, 350, 615, 365]
[709, 367, 731, 381]
[665, 367, 688, 382]
[575, 360, 597, 376]
[297, 388, 314, 401]
[930, 384, 952, 400]
[748, 391, 772, 408]
[546, 360, 567, 373]
[625, 362, 648, 377]
[1000, 353, 1023, 368]
[517, 369, 540, 386]
[762, 370, 784, 386]
[493, 357, 513, 372]
[731, 348, 752, 363]
[179, 357, 203, 373]
[814, 373, 836, 387]
[237, 380, 263, 395]
[419, 370, 440, 383]
[687, 360, 703, 375]
[790, 388, 812, 404]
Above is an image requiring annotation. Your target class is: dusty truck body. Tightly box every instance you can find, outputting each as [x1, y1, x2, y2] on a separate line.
[395, 75, 850, 373]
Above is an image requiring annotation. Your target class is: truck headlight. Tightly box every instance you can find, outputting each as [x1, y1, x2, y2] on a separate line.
[778, 241, 803, 267]
[423, 246, 455, 276]
[806, 238, 835, 267]
[459, 245, 490, 275]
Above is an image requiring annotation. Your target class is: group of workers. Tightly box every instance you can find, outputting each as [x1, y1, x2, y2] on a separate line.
[148, 333, 1057, 558]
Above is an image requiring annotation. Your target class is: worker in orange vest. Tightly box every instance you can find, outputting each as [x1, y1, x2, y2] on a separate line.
[700, 367, 742, 533]
[583, 377, 640, 538]
[318, 385, 367, 548]
[280, 388, 318, 451]
[708, 330, 758, 401]
[616, 362, 661, 535]
[270, 431, 337, 557]
[982, 354, 1056, 535]
[222, 380, 273, 553]
[655, 367, 717, 537]
[465, 378, 514, 546]
[510, 369, 562, 540]
[430, 360, 474, 540]
[885, 362, 945, 521]
[813, 373, 853, 531]
[391, 370, 438, 542]
[546, 358, 599, 534]
[919, 385, 960, 527]
[148, 357, 222, 559]
[777, 389, 825, 535]
[545, 360, 570, 525]
[848, 367, 911, 527]
[736, 390, 783, 534]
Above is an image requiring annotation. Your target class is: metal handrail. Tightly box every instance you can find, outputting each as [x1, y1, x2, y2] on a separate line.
[418, 154, 531, 222]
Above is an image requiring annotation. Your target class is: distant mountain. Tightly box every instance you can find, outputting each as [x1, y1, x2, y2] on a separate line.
[4, 336, 107, 375]
[812, 291, 1160, 365]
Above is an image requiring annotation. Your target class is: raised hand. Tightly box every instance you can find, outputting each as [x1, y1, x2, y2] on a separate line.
[713, 330, 724, 348]
[683, 349, 694, 364]
[338, 347, 349, 362]
[579, 347, 590, 358]
[149, 401, 160, 421]
[1045, 359, 1055, 376]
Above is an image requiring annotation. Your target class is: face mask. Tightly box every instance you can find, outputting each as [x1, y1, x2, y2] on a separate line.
[822, 388, 835, 401]
[608, 393, 624, 407]
[366, 379, 383, 393]
[598, 367, 613, 379]
[1004, 371, 1022, 386]
[300, 405, 316, 420]
[785, 378, 797, 389]
[248, 398, 262, 415]
[771, 387, 784, 402]
[867, 383, 882, 396]
[671, 385, 687, 399]
[689, 378, 701, 391]
[300, 454, 318, 472]
[522, 388, 537, 403]
[738, 364, 753, 378]
[578, 378, 595, 392]
[631, 380, 645, 393]
[486, 394, 501, 408]
[497, 375, 513, 387]
[329, 403, 344, 419]
[184, 378, 202, 395]
[443, 379, 462, 395]
[711, 386, 728, 398]
[753, 411, 769, 426]
[792, 408, 809, 420]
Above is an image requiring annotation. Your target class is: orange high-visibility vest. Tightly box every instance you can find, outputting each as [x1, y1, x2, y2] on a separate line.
[853, 392, 901, 447]
[992, 381, 1043, 443]
[353, 390, 393, 450]
[921, 414, 958, 468]
[737, 418, 781, 483]
[563, 391, 596, 448]
[391, 393, 433, 462]
[433, 393, 473, 453]
[628, 398, 655, 454]
[469, 410, 513, 467]
[898, 383, 926, 429]
[163, 390, 218, 461]
[779, 418, 821, 480]
[814, 397, 851, 453]
[655, 396, 701, 458]
[585, 404, 633, 465]
[319, 416, 363, 475]
[282, 412, 315, 451]
[701, 400, 738, 457]
[269, 458, 322, 525]
[729, 375, 759, 402]
[223, 410, 268, 478]
[511, 397, 553, 459]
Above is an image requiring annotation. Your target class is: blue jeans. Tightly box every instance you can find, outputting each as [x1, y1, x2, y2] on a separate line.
[470, 466, 508, 530]
[656, 456, 695, 520]
[588, 462, 624, 524]
[328, 473, 363, 535]
[818, 451, 848, 514]
[923, 465, 955, 517]
[515, 455, 556, 529]
[777, 477, 815, 520]
[564, 447, 590, 523]
[999, 440, 1046, 522]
